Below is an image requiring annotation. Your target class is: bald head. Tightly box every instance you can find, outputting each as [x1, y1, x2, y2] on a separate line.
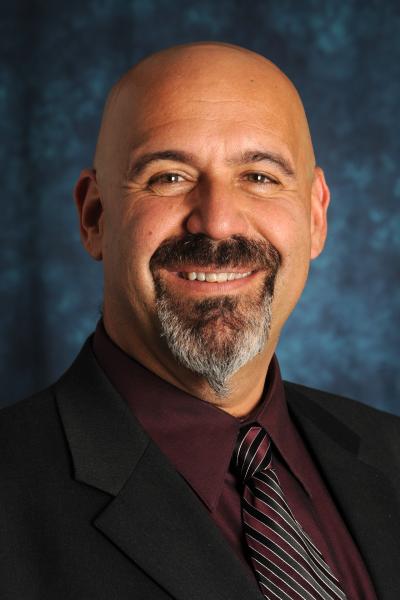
[93, 42, 315, 188]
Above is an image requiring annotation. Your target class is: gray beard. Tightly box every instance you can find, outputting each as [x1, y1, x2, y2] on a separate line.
[154, 275, 274, 397]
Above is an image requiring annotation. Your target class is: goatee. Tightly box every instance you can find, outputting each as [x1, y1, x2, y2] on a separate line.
[150, 234, 281, 396]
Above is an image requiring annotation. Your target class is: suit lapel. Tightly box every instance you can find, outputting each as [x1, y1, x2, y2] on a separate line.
[94, 441, 263, 600]
[56, 340, 263, 600]
[285, 384, 400, 599]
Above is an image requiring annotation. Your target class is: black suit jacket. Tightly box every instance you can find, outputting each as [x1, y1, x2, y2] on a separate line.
[1, 339, 399, 599]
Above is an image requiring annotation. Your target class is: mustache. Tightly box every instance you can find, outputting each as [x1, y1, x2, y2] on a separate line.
[149, 234, 281, 273]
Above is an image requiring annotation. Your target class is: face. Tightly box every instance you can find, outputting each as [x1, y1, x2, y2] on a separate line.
[76, 49, 329, 394]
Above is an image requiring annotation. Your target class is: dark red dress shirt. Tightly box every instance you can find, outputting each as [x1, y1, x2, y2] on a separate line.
[92, 321, 377, 599]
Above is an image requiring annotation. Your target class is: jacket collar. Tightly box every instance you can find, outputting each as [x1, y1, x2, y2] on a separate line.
[284, 382, 400, 600]
[55, 339, 264, 600]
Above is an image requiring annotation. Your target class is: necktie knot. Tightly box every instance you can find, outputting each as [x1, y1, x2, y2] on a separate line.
[232, 423, 272, 484]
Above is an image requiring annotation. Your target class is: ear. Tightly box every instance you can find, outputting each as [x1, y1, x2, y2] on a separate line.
[310, 166, 330, 260]
[73, 168, 103, 261]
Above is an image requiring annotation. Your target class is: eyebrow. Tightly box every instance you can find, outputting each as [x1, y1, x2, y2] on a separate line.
[128, 151, 194, 178]
[127, 148, 295, 179]
[229, 150, 296, 178]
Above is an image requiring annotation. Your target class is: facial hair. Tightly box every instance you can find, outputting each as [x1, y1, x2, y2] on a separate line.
[150, 234, 281, 396]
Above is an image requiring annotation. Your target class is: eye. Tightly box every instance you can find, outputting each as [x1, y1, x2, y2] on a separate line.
[244, 172, 278, 185]
[148, 172, 185, 186]
[146, 171, 195, 196]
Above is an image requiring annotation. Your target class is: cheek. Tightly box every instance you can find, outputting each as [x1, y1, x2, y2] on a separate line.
[115, 198, 182, 289]
[256, 200, 312, 313]
[256, 200, 311, 266]
[126, 202, 175, 262]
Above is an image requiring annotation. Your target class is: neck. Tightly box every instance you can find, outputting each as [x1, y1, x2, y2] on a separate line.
[103, 314, 278, 419]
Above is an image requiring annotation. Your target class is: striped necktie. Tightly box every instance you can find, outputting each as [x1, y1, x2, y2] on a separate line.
[232, 423, 348, 600]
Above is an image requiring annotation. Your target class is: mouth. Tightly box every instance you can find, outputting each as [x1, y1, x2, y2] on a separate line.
[178, 270, 253, 282]
[157, 266, 260, 294]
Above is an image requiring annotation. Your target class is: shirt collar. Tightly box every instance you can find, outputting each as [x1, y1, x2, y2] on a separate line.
[92, 320, 311, 510]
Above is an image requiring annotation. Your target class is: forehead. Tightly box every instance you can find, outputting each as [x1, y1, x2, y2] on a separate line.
[97, 49, 311, 179]
[123, 79, 300, 164]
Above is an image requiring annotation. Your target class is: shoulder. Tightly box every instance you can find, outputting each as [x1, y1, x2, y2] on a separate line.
[284, 380, 399, 426]
[0, 386, 57, 436]
[284, 380, 400, 452]
[0, 337, 96, 465]
[0, 386, 70, 482]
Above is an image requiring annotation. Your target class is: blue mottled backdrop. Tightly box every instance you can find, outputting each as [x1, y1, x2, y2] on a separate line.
[1, 0, 399, 413]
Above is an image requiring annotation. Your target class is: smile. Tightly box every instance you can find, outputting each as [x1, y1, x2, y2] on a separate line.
[159, 267, 260, 294]
[179, 271, 253, 282]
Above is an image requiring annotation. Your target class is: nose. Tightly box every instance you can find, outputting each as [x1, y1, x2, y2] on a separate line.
[185, 177, 249, 240]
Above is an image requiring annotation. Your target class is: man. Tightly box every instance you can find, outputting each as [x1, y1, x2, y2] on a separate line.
[1, 42, 399, 600]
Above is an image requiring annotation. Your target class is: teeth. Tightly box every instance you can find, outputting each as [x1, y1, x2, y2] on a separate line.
[183, 271, 252, 282]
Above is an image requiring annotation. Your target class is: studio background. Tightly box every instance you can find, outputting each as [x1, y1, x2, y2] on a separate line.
[1, 0, 399, 414]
